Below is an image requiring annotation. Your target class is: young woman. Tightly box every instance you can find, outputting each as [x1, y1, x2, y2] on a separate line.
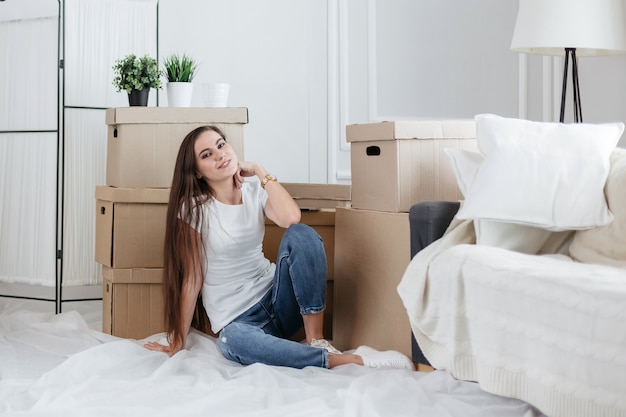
[144, 125, 413, 370]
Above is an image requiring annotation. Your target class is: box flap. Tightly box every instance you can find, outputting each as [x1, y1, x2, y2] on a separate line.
[102, 266, 163, 284]
[282, 183, 351, 200]
[95, 186, 170, 203]
[265, 209, 335, 226]
[346, 119, 476, 142]
[106, 107, 249, 125]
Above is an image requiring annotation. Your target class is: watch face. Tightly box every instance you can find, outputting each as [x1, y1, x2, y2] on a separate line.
[261, 174, 276, 189]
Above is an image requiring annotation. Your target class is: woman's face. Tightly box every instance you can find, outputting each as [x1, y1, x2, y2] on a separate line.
[193, 129, 239, 183]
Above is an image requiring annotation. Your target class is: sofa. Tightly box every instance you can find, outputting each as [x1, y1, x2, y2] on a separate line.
[398, 115, 626, 417]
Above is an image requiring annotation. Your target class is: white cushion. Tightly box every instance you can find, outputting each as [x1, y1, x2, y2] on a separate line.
[569, 148, 626, 267]
[444, 147, 483, 196]
[445, 148, 556, 254]
[455, 114, 623, 231]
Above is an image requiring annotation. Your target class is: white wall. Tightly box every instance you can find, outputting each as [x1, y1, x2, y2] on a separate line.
[158, 0, 626, 184]
[157, 0, 522, 183]
[4, 0, 625, 181]
[158, 0, 330, 183]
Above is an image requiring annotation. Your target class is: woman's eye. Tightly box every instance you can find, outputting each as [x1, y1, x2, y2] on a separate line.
[201, 152, 211, 159]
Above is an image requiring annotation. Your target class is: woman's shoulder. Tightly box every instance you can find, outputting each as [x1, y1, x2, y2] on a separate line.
[242, 179, 262, 195]
[241, 179, 267, 207]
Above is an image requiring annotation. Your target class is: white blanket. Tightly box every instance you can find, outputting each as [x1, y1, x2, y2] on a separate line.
[0, 301, 544, 417]
[398, 220, 626, 417]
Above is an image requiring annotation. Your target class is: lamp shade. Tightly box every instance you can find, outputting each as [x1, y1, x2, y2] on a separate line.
[511, 0, 626, 56]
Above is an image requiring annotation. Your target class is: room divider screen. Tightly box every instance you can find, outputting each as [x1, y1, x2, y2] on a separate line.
[0, 0, 158, 313]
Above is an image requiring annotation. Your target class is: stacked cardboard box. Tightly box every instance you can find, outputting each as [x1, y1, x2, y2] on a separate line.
[333, 120, 477, 358]
[96, 108, 350, 340]
[97, 107, 249, 339]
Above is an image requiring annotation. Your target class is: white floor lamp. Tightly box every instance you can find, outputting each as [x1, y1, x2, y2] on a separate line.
[511, 0, 626, 123]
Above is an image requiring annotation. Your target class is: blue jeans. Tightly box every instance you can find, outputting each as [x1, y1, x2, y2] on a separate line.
[217, 224, 330, 369]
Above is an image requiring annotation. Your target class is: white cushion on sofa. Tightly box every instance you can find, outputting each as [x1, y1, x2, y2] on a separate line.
[569, 148, 626, 267]
[446, 148, 556, 254]
[455, 114, 623, 231]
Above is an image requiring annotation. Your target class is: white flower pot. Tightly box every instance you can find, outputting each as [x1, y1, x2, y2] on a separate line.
[166, 82, 193, 107]
[203, 82, 230, 107]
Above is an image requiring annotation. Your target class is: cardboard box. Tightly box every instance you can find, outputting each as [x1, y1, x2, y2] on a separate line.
[347, 119, 477, 212]
[332, 207, 411, 357]
[95, 186, 169, 268]
[102, 266, 164, 339]
[282, 183, 351, 209]
[105, 107, 248, 188]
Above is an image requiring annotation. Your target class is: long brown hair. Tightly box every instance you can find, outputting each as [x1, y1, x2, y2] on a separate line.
[163, 125, 226, 346]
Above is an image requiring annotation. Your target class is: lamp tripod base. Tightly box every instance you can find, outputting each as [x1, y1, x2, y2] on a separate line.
[560, 48, 583, 123]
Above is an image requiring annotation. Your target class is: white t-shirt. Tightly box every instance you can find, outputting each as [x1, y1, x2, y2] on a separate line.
[192, 181, 274, 333]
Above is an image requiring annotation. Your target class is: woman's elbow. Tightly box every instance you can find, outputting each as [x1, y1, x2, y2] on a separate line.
[278, 209, 301, 228]
[290, 209, 301, 225]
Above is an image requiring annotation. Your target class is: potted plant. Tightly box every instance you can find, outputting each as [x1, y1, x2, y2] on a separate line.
[162, 53, 198, 107]
[112, 54, 162, 106]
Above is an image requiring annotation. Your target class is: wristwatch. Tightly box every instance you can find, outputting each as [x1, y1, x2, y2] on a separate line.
[260, 174, 277, 189]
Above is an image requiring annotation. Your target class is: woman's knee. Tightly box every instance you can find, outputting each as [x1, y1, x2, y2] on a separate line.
[283, 224, 323, 251]
[218, 322, 257, 362]
[285, 223, 315, 237]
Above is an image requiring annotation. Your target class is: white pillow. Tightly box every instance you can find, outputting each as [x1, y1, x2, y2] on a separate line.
[444, 147, 483, 196]
[455, 114, 623, 231]
[445, 148, 556, 254]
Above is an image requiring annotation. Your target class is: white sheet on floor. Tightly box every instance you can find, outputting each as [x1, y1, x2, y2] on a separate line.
[0, 305, 544, 417]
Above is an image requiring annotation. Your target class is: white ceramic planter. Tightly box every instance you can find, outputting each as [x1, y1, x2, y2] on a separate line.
[166, 82, 193, 107]
[203, 82, 229, 107]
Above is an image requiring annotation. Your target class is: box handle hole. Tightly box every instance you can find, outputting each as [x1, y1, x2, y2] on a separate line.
[113, 128, 118, 138]
[366, 146, 381, 156]
[100, 207, 106, 215]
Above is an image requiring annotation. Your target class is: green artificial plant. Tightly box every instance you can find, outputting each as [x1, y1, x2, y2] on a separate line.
[112, 54, 163, 93]
[162, 53, 199, 83]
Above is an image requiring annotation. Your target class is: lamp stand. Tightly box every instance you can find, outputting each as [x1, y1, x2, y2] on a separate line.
[559, 47, 583, 123]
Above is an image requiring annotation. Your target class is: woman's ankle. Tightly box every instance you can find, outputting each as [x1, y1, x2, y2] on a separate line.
[328, 353, 364, 368]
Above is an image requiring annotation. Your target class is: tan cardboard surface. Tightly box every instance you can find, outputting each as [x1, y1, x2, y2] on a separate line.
[105, 107, 249, 125]
[102, 267, 164, 339]
[282, 183, 351, 209]
[106, 123, 244, 188]
[346, 119, 476, 142]
[348, 120, 478, 212]
[101, 266, 163, 284]
[332, 207, 411, 357]
[106, 108, 247, 188]
[95, 186, 170, 203]
[95, 192, 167, 268]
[282, 183, 351, 200]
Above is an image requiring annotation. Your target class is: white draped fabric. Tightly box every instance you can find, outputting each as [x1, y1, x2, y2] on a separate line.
[0, 0, 157, 290]
[62, 109, 108, 286]
[0, 16, 58, 286]
[0, 302, 547, 417]
[0, 132, 57, 285]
